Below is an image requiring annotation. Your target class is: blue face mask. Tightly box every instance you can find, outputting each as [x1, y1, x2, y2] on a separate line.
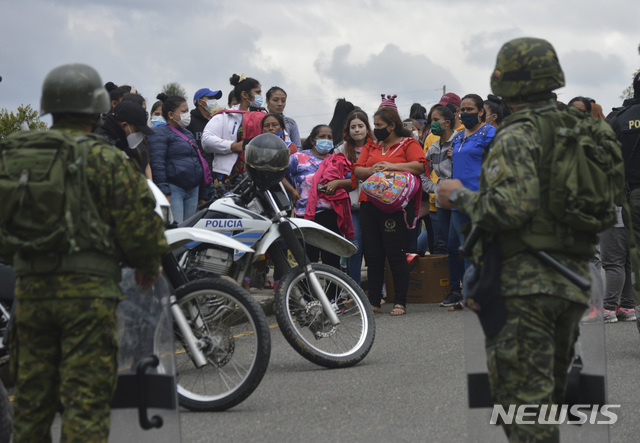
[250, 94, 264, 108]
[315, 139, 334, 154]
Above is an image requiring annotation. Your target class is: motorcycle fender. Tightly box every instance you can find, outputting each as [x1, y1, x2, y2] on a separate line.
[164, 227, 253, 253]
[253, 218, 356, 257]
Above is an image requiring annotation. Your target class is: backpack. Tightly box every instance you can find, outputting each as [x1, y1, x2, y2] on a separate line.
[532, 106, 624, 234]
[218, 109, 267, 140]
[362, 171, 422, 228]
[0, 130, 112, 260]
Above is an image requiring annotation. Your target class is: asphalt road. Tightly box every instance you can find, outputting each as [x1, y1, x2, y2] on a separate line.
[179, 302, 640, 443]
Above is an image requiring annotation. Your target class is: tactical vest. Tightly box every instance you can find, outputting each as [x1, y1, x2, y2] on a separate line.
[0, 130, 120, 280]
[492, 107, 623, 260]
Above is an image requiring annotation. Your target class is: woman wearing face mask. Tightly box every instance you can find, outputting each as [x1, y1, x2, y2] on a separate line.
[335, 110, 373, 286]
[149, 100, 165, 127]
[284, 124, 353, 269]
[266, 87, 302, 147]
[261, 113, 297, 154]
[440, 93, 497, 310]
[202, 73, 265, 181]
[420, 105, 462, 304]
[483, 94, 509, 129]
[353, 107, 426, 316]
[96, 100, 154, 178]
[148, 93, 203, 223]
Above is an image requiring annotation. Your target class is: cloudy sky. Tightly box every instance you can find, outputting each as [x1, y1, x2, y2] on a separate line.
[1, 0, 639, 135]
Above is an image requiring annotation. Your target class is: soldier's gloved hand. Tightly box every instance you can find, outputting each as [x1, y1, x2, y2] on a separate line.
[135, 267, 163, 290]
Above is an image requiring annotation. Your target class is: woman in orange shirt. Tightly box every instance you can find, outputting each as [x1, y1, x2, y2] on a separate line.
[353, 107, 426, 316]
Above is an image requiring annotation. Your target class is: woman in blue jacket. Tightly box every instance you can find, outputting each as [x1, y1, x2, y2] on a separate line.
[441, 93, 496, 309]
[149, 93, 203, 223]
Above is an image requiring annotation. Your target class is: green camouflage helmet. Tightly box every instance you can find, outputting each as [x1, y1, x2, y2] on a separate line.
[40, 63, 110, 115]
[491, 37, 565, 101]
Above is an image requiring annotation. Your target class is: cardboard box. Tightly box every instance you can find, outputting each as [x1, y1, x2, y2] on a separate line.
[385, 254, 450, 304]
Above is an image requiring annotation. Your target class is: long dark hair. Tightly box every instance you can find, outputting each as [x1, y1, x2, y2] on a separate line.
[374, 107, 412, 138]
[328, 98, 355, 145]
[342, 110, 373, 163]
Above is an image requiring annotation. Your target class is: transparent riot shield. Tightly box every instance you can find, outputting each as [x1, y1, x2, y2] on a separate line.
[52, 269, 181, 442]
[465, 263, 609, 443]
[109, 268, 181, 442]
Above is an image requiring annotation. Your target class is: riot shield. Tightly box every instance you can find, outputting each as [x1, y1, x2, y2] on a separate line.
[109, 268, 181, 442]
[52, 268, 181, 442]
[465, 263, 609, 442]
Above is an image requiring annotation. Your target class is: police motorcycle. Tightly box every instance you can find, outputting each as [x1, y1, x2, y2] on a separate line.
[146, 180, 271, 413]
[177, 133, 376, 368]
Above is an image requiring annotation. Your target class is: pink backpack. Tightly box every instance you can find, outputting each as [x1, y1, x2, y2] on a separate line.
[218, 109, 266, 139]
[362, 171, 422, 228]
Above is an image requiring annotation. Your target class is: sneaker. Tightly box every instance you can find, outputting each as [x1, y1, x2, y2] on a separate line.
[440, 291, 462, 307]
[603, 309, 618, 323]
[616, 307, 637, 322]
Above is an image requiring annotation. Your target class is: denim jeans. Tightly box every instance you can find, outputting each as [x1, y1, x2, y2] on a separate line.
[168, 183, 198, 223]
[448, 210, 470, 292]
[347, 210, 363, 285]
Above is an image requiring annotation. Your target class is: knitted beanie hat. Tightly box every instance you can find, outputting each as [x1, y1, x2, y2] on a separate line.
[379, 94, 398, 110]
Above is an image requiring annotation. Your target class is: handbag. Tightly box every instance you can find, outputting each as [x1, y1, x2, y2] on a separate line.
[362, 171, 422, 228]
[167, 125, 213, 186]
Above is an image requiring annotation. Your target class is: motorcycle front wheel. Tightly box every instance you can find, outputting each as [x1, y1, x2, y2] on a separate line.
[275, 263, 375, 368]
[173, 278, 271, 411]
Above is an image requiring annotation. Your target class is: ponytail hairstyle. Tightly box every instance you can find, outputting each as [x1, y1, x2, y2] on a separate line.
[156, 93, 186, 121]
[229, 73, 260, 103]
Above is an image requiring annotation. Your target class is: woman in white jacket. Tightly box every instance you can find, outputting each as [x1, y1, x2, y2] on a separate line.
[201, 73, 263, 179]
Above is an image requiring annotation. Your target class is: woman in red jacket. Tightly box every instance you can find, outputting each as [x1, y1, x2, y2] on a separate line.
[353, 107, 426, 316]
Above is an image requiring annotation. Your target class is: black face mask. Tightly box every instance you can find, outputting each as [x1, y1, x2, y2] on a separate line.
[374, 126, 391, 141]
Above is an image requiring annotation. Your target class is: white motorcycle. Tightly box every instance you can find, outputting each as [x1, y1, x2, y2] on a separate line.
[148, 180, 271, 412]
[176, 134, 376, 369]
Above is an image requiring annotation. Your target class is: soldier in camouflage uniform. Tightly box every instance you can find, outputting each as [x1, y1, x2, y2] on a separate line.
[438, 38, 592, 442]
[4, 64, 168, 442]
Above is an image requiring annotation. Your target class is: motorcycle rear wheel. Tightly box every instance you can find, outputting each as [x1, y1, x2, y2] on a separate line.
[173, 278, 271, 411]
[275, 263, 375, 368]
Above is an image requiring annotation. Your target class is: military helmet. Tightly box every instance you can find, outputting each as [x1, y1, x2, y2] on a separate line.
[491, 37, 565, 101]
[40, 63, 111, 115]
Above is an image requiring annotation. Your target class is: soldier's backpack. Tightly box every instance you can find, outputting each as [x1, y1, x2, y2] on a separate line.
[0, 130, 111, 260]
[522, 106, 624, 232]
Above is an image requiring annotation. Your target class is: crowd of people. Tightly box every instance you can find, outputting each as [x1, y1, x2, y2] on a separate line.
[97, 71, 639, 321]
[5, 36, 639, 442]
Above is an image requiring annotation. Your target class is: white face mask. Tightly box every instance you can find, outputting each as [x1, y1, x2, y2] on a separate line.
[126, 125, 144, 149]
[203, 99, 220, 114]
[174, 112, 191, 128]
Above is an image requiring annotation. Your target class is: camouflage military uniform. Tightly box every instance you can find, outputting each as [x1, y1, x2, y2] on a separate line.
[8, 123, 168, 442]
[451, 100, 590, 443]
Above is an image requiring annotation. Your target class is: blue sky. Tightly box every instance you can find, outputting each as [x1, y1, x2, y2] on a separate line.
[1, 0, 639, 133]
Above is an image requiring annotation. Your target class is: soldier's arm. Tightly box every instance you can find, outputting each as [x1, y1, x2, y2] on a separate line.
[451, 125, 541, 232]
[91, 146, 169, 279]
